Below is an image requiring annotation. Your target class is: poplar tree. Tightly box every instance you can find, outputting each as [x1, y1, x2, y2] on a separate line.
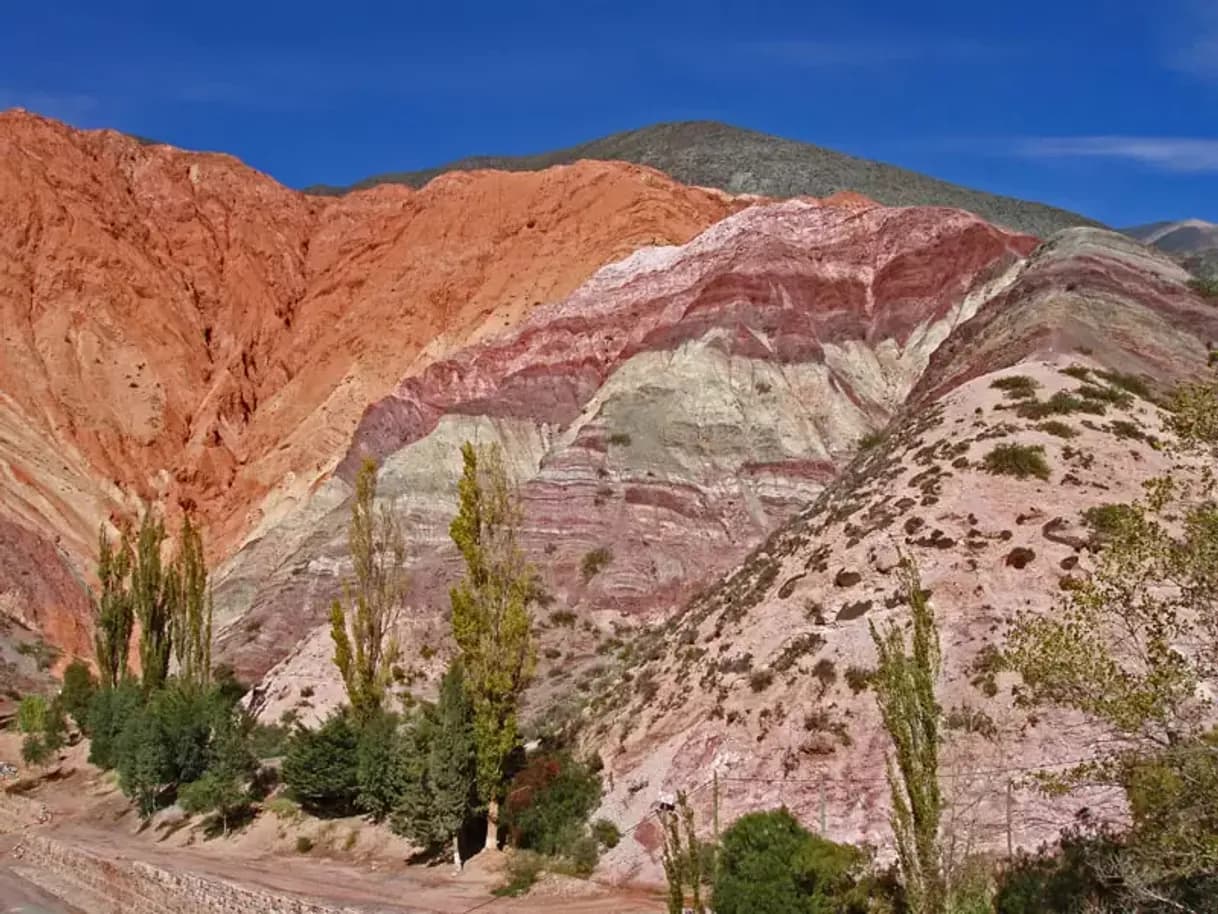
[330, 458, 406, 720]
[93, 524, 134, 689]
[132, 510, 174, 692]
[449, 441, 536, 850]
[869, 559, 946, 914]
[170, 514, 212, 689]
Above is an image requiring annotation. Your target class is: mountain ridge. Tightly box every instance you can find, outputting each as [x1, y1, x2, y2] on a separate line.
[303, 120, 1102, 239]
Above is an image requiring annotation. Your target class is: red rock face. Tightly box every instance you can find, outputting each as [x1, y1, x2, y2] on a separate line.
[0, 110, 741, 652]
[223, 199, 1035, 690]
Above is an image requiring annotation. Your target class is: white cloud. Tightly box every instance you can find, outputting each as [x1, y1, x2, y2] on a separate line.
[1167, 0, 1218, 81]
[1021, 136, 1218, 173]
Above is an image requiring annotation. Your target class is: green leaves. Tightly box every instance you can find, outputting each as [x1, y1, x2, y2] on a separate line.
[868, 560, 945, 914]
[330, 458, 405, 720]
[449, 441, 536, 840]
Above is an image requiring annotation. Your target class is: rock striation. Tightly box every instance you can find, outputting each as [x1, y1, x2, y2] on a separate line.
[0, 109, 740, 655]
[226, 198, 1035, 708]
[584, 229, 1218, 879]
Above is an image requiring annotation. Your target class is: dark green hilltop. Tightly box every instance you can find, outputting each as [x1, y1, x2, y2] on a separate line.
[302, 120, 1104, 239]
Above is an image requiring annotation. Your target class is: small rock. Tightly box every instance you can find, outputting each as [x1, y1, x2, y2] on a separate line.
[834, 569, 862, 588]
[870, 544, 901, 574]
[1004, 547, 1036, 569]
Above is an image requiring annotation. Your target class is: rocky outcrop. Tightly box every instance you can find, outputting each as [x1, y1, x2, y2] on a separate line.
[223, 198, 1036, 706]
[0, 109, 741, 653]
[584, 230, 1218, 879]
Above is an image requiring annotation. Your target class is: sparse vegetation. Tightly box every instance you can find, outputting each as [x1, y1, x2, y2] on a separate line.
[1189, 277, 1218, 300]
[1015, 391, 1105, 419]
[845, 665, 874, 694]
[982, 443, 1051, 481]
[580, 546, 613, 581]
[607, 431, 632, 446]
[858, 430, 886, 450]
[990, 375, 1040, 399]
[1037, 420, 1077, 439]
[748, 669, 774, 692]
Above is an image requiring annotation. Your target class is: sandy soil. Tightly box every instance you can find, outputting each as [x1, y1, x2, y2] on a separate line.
[0, 731, 662, 913]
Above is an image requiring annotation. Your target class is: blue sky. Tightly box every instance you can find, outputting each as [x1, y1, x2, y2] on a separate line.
[2, 0, 1215, 227]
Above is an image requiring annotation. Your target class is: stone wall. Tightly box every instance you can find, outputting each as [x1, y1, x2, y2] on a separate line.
[11, 835, 365, 914]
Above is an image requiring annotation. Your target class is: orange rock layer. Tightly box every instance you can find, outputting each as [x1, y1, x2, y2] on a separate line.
[0, 110, 743, 651]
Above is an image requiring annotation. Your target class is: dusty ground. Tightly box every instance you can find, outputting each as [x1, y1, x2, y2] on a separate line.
[0, 732, 663, 914]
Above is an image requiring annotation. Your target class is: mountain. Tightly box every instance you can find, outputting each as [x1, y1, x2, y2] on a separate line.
[4, 111, 1218, 883]
[233, 196, 1036, 710]
[303, 121, 1101, 239]
[0, 108, 741, 670]
[1124, 218, 1218, 255]
[586, 228, 1218, 878]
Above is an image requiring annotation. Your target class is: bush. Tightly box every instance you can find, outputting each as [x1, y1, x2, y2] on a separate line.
[713, 809, 871, 914]
[749, 669, 774, 692]
[1038, 420, 1077, 439]
[983, 443, 1050, 480]
[1081, 503, 1136, 539]
[248, 722, 292, 759]
[17, 695, 48, 735]
[607, 432, 632, 446]
[857, 430, 885, 451]
[59, 660, 96, 730]
[844, 666, 873, 694]
[1016, 391, 1105, 419]
[502, 753, 602, 856]
[991, 375, 1040, 399]
[87, 681, 145, 770]
[494, 850, 545, 896]
[282, 711, 360, 816]
[355, 711, 410, 820]
[592, 817, 621, 849]
[295, 835, 315, 854]
[1190, 277, 1218, 300]
[561, 834, 601, 876]
[581, 547, 613, 582]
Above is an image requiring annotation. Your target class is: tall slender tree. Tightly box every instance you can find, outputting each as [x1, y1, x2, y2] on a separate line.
[430, 661, 478, 870]
[869, 559, 946, 914]
[330, 458, 406, 720]
[449, 441, 536, 850]
[170, 514, 212, 689]
[93, 524, 134, 689]
[131, 510, 174, 692]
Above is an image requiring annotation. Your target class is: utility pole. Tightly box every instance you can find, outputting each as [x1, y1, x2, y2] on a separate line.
[819, 780, 827, 834]
[1006, 780, 1014, 860]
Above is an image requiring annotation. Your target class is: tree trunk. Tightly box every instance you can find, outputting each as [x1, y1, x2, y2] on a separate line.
[453, 833, 463, 872]
[484, 798, 499, 851]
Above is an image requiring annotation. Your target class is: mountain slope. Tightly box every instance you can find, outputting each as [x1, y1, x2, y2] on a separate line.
[0, 109, 742, 657]
[1124, 218, 1218, 255]
[230, 196, 1036, 714]
[304, 121, 1101, 238]
[584, 228, 1218, 879]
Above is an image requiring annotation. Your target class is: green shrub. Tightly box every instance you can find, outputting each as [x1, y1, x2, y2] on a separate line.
[983, 443, 1051, 480]
[844, 666, 873, 694]
[1190, 277, 1218, 300]
[749, 669, 774, 692]
[713, 809, 871, 914]
[1096, 370, 1151, 399]
[59, 660, 96, 730]
[1081, 503, 1137, 539]
[87, 681, 145, 770]
[266, 796, 301, 820]
[990, 375, 1040, 399]
[562, 834, 601, 876]
[994, 830, 1120, 914]
[857, 430, 885, 451]
[248, 722, 292, 759]
[1059, 365, 1092, 381]
[592, 817, 621, 849]
[282, 711, 360, 816]
[1038, 420, 1077, 439]
[17, 695, 48, 735]
[502, 752, 602, 856]
[1016, 391, 1105, 419]
[581, 547, 613, 581]
[494, 850, 545, 896]
[295, 835, 315, 854]
[355, 711, 409, 820]
[1077, 383, 1133, 409]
